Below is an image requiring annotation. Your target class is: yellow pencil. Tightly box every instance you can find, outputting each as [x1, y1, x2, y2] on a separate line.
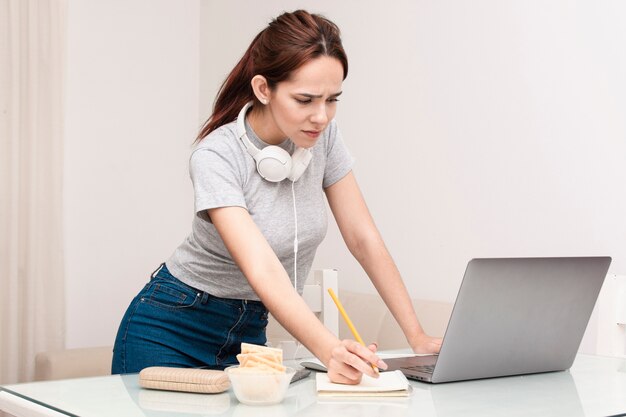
[327, 288, 379, 373]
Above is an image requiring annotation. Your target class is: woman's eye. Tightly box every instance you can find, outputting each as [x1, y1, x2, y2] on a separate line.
[295, 97, 340, 104]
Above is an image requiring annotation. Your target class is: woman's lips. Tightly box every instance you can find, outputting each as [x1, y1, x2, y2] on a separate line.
[303, 130, 321, 138]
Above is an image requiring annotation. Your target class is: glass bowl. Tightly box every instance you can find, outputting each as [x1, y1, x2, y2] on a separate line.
[224, 366, 296, 406]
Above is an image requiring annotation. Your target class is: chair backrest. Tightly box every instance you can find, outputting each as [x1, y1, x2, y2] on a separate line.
[34, 346, 113, 381]
[337, 291, 453, 350]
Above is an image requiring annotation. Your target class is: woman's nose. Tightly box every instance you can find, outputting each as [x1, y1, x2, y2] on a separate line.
[310, 103, 328, 125]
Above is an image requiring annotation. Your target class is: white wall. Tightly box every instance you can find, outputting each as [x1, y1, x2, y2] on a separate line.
[200, 0, 626, 302]
[64, 0, 199, 348]
[64, 0, 626, 348]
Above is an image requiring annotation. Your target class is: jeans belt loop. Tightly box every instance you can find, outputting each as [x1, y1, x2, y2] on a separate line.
[150, 263, 165, 279]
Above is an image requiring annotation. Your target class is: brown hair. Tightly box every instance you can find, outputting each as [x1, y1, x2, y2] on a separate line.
[196, 10, 348, 141]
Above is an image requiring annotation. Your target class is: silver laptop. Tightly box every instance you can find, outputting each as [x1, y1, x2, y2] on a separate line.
[385, 257, 611, 383]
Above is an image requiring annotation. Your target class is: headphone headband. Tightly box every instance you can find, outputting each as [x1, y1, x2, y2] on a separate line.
[236, 101, 260, 158]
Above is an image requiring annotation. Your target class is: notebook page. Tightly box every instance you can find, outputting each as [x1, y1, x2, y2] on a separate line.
[316, 370, 411, 397]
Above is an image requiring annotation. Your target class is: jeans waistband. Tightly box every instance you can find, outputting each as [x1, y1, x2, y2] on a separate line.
[151, 263, 267, 312]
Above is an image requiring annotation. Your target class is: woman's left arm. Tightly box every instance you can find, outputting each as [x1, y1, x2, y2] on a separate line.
[325, 172, 442, 353]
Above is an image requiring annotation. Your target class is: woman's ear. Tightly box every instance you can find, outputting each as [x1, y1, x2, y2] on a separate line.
[251, 75, 271, 105]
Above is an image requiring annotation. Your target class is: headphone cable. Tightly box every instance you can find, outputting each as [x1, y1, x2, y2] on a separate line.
[291, 180, 298, 292]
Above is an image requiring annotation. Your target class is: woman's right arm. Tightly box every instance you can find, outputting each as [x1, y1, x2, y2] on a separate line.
[207, 205, 385, 384]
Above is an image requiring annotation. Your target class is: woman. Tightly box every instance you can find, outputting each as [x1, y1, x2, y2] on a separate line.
[112, 9, 441, 384]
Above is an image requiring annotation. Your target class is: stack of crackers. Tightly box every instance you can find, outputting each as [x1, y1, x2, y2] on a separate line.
[234, 343, 286, 373]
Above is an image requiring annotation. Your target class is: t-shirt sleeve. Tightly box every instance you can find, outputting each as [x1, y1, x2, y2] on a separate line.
[323, 121, 355, 188]
[189, 142, 247, 214]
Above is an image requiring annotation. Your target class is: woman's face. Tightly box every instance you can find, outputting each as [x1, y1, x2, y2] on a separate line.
[263, 56, 344, 148]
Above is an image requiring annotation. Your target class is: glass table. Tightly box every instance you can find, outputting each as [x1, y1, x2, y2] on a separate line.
[2, 354, 626, 417]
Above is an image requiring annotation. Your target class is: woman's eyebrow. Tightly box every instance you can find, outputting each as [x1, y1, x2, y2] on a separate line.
[295, 91, 343, 99]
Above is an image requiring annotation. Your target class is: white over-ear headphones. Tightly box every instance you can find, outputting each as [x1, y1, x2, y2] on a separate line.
[237, 101, 312, 182]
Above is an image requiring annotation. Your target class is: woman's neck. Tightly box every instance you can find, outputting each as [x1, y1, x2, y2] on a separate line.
[247, 105, 287, 145]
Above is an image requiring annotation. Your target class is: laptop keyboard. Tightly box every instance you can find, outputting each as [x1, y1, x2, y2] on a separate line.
[404, 364, 435, 374]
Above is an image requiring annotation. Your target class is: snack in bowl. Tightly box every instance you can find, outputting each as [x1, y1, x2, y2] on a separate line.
[241, 342, 283, 358]
[225, 343, 296, 405]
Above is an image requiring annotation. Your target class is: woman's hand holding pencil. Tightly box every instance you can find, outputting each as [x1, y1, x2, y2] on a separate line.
[325, 288, 388, 385]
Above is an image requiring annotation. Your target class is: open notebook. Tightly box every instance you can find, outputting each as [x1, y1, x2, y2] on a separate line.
[315, 370, 411, 397]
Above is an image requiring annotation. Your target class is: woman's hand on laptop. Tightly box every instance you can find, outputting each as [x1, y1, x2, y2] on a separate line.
[411, 333, 443, 354]
[326, 340, 388, 385]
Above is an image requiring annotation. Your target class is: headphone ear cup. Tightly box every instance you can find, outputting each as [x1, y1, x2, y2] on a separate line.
[287, 148, 313, 182]
[255, 146, 293, 182]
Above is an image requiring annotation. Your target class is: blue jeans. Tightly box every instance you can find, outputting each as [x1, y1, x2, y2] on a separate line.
[111, 263, 269, 374]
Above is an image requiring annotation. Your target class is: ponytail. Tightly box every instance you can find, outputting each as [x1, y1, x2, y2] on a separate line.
[195, 32, 262, 142]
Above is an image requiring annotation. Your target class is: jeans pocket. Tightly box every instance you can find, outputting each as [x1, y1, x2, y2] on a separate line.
[143, 279, 199, 311]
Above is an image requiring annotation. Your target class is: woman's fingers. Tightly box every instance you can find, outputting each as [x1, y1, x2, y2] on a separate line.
[343, 341, 387, 375]
[413, 335, 444, 354]
[428, 338, 443, 352]
[327, 340, 388, 384]
[327, 358, 362, 384]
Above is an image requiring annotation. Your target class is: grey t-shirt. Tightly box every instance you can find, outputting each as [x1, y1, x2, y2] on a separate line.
[165, 117, 354, 300]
